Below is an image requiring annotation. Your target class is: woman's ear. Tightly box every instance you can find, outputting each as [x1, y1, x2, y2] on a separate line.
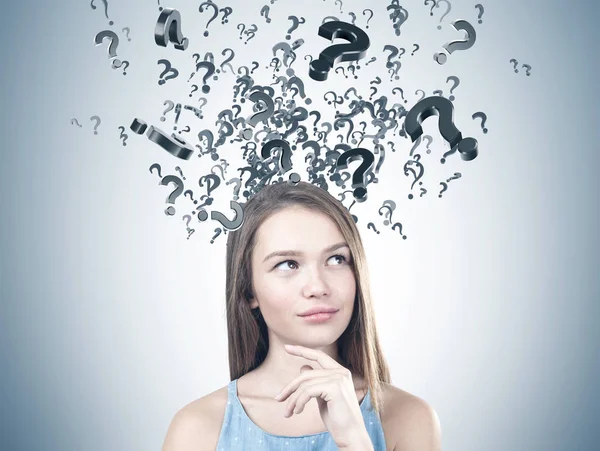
[249, 296, 259, 309]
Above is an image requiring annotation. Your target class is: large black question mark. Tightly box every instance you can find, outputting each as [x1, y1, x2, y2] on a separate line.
[309, 21, 371, 81]
[405, 96, 478, 163]
[261, 139, 301, 184]
[335, 148, 375, 202]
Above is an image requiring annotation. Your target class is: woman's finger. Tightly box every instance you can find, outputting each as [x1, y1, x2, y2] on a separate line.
[283, 376, 334, 417]
[283, 344, 347, 371]
[275, 368, 348, 402]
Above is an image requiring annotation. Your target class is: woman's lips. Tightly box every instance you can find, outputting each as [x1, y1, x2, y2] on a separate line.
[300, 311, 338, 323]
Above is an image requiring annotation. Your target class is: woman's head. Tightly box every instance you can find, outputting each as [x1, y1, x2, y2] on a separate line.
[225, 180, 390, 416]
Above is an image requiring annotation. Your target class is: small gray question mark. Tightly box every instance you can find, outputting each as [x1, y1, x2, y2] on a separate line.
[90, 115, 101, 134]
[472, 112, 488, 133]
[475, 4, 484, 23]
[118, 125, 128, 145]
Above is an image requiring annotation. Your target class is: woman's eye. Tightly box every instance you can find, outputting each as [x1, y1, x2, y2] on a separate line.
[274, 255, 348, 271]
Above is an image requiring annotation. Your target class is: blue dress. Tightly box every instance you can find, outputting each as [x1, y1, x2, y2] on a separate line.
[215, 378, 387, 450]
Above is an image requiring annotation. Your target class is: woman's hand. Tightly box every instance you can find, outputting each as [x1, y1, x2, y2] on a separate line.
[274, 344, 372, 448]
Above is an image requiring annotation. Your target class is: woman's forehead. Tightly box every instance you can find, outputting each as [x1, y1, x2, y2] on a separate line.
[254, 210, 345, 254]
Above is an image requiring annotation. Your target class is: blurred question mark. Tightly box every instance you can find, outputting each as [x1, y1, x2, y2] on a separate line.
[435, 0, 452, 30]
[446, 75, 460, 101]
[472, 112, 488, 133]
[475, 4, 484, 24]
[367, 223, 380, 234]
[286, 15, 305, 40]
[260, 5, 271, 23]
[90, 115, 101, 134]
[363, 9, 374, 28]
[149, 163, 162, 178]
[157, 59, 179, 85]
[510, 58, 519, 72]
[122, 27, 131, 41]
[90, 0, 114, 25]
[175, 166, 186, 180]
[161, 100, 175, 122]
[117, 126, 128, 145]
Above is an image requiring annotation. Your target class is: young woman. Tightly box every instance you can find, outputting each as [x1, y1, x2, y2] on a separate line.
[162, 181, 441, 451]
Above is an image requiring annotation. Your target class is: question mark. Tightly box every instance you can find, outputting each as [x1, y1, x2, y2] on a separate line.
[405, 96, 479, 163]
[362, 9, 374, 28]
[261, 139, 301, 183]
[475, 4, 484, 24]
[391, 222, 407, 239]
[195, 61, 215, 93]
[189, 84, 199, 97]
[210, 200, 245, 234]
[175, 166, 186, 180]
[199, 1, 219, 37]
[90, 0, 114, 25]
[184, 189, 197, 205]
[446, 75, 460, 101]
[220, 6, 233, 24]
[94, 30, 119, 59]
[122, 27, 131, 41]
[286, 16, 305, 39]
[161, 100, 175, 122]
[435, 0, 452, 30]
[367, 223, 380, 234]
[425, 0, 436, 16]
[392, 87, 407, 103]
[472, 112, 488, 133]
[260, 5, 271, 23]
[155, 7, 189, 50]
[434, 20, 477, 65]
[159, 175, 184, 216]
[149, 163, 162, 178]
[237, 23, 246, 40]
[247, 91, 275, 127]
[522, 64, 532, 76]
[411, 44, 419, 55]
[90, 115, 101, 134]
[244, 24, 258, 44]
[157, 59, 179, 85]
[439, 182, 448, 198]
[117, 126, 128, 145]
[336, 148, 375, 202]
[111, 59, 130, 75]
[510, 58, 519, 73]
[309, 21, 371, 82]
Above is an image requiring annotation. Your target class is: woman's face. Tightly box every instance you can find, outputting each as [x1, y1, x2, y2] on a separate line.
[248, 206, 356, 347]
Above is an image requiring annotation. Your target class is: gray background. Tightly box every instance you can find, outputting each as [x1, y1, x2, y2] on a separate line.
[1, 0, 599, 450]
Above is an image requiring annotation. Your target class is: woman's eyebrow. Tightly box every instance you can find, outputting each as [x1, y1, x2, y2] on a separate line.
[262, 242, 349, 263]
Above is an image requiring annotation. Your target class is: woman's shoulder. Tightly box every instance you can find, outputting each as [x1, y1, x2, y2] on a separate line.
[380, 382, 441, 450]
[161, 385, 230, 451]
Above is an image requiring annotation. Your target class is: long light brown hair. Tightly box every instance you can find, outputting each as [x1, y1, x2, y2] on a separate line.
[225, 180, 391, 418]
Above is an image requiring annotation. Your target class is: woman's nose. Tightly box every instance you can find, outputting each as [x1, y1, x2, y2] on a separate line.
[302, 266, 329, 295]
